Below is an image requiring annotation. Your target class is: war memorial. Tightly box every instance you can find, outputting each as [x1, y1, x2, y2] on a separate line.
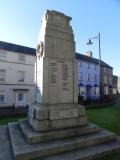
[1, 10, 120, 160]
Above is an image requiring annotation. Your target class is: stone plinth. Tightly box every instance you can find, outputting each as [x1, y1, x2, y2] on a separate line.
[28, 104, 87, 131]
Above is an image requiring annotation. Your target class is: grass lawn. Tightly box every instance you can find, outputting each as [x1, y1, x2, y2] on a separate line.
[86, 105, 120, 160]
[86, 105, 120, 136]
[0, 105, 120, 159]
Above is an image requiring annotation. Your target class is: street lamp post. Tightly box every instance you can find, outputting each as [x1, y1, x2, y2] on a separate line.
[86, 33, 102, 103]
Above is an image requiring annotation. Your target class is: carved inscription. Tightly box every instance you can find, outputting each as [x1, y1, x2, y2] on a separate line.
[48, 60, 71, 91]
[50, 108, 78, 120]
[48, 62, 58, 84]
[62, 63, 69, 90]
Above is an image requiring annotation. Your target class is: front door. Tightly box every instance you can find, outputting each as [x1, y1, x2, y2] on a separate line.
[16, 92, 26, 107]
[86, 87, 91, 100]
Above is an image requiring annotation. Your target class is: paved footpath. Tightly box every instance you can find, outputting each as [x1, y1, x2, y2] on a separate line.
[0, 125, 14, 160]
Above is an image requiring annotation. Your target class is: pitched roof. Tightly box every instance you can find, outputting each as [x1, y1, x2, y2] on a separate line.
[76, 53, 113, 69]
[0, 41, 113, 69]
[0, 41, 36, 56]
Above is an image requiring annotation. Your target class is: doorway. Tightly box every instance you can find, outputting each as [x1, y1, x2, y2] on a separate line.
[16, 92, 26, 107]
[86, 86, 91, 100]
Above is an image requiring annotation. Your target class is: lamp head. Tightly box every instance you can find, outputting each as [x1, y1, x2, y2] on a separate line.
[86, 38, 93, 45]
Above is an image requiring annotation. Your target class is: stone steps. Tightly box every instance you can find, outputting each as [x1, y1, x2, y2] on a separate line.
[42, 138, 120, 160]
[0, 125, 14, 160]
[8, 122, 117, 160]
[19, 119, 101, 143]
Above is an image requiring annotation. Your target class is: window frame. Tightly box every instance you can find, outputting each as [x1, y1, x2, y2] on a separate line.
[0, 52, 6, 61]
[94, 64, 97, 70]
[87, 73, 90, 82]
[79, 86, 85, 96]
[87, 63, 90, 69]
[18, 93, 24, 101]
[19, 54, 26, 63]
[79, 72, 82, 81]
[0, 90, 5, 104]
[109, 77, 112, 84]
[0, 69, 5, 82]
[104, 67, 107, 73]
[104, 76, 107, 84]
[18, 71, 25, 83]
[94, 74, 97, 82]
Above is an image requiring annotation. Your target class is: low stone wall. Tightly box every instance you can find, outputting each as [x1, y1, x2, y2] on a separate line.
[0, 107, 27, 117]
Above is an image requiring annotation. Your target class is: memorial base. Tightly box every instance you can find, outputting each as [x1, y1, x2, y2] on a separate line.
[28, 103, 87, 131]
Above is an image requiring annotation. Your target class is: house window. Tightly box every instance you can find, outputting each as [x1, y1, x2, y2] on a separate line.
[104, 67, 107, 73]
[79, 86, 85, 96]
[0, 69, 5, 82]
[94, 87, 99, 96]
[104, 86, 108, 95]
[109, 77, 112, 84]
[78, 60, 83, 69]
[94, 74, 97, 82]
[79, 60, 82, 67]
[87, 73, 90, 81]
[113, 88, 117, 94]
[18, 71, 25, 83]
[18, 93, 23, 101]
[19, 54, 25, 63]
[0, 52, 6, 61]
[87, 63, 90, 69]
[79, 72, 82, 81]
[94, 64, 97, 70]
[109, 69, 112, 74]
[94, 88, 97, 95]
[104, 76, 107, 84]
[0, 91, 5, 103]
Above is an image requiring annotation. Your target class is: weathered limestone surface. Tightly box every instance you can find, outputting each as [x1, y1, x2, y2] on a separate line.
[19, 120, 101, 143]
[8, 122, 118, 160]
[1, 122, 120, 160]
[36, 10, 77, 105]
[28, 115, 87, 131]
[42, 140, 120, 160]
[28, 104, 87, 131]
[28, 104, 86, 121]
[28, 9, 86, 131]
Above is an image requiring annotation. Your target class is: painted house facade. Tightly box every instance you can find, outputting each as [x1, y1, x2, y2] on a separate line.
[76, 52, 113, 101]
[0, 41, 36, 108]
[117, 77, 120, 94]
[101, 65, 113, 97]
[112, 75, 118, 95]
[76, 52, 100, 101]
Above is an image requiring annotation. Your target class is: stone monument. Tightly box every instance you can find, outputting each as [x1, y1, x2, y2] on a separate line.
[28, 10, 87, 132]
[1, 10, 120, 160]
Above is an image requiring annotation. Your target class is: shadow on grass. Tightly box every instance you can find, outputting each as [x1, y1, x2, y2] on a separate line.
[0, 115, 26, 125]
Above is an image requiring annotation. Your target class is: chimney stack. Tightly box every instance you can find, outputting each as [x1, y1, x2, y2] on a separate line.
[85, 51, 93, 58]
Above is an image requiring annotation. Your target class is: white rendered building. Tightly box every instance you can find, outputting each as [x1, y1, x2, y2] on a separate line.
[0, 41, 36, 108]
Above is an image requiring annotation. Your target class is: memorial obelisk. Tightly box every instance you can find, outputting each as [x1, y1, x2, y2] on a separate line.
[28, 10, 87, 131]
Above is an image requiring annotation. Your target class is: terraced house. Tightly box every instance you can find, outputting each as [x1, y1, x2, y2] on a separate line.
[0, 41, 113, 107]
[76, 51, 113, 101]
[0, 41, 36, 108]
